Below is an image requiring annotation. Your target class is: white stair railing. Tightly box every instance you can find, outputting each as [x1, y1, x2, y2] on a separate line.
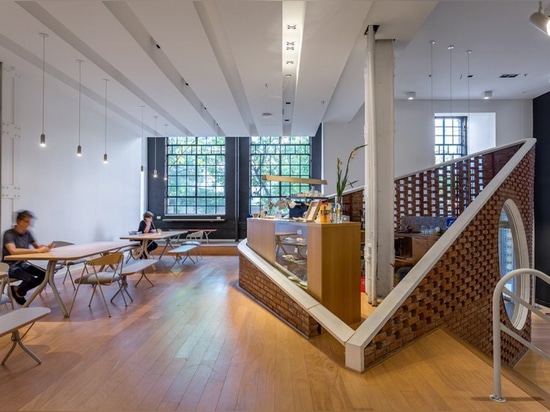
[491, 268, 550, 402]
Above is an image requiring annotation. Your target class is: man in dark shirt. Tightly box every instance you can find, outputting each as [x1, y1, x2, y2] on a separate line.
[2, 210, 53, 305]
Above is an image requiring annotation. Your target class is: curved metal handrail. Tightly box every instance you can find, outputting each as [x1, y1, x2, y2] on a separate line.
[491, 268, 550, 402]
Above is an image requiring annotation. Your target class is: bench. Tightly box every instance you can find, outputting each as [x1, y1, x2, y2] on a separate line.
[111, 259, 157, 304]
[0, 307, 50, 365]
[166, 242, 201, 271]
[120, 259, 157, 287]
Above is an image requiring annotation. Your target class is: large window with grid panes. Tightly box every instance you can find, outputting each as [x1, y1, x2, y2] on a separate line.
[249, 136, 311, 215]
[165, 136, 226, 215]
[434, 116, 467, 164]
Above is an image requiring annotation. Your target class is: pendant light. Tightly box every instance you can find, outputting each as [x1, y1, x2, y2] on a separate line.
[153, 116, 158, 178]
[103, 79, 109, 164]
[140, 106, 145, 173]
[466, 50, 472, 138]
[448, 45, 454, 116]
[39, 33, 48, 147]
[76, 59, 83, 157]
[429, 40, 435, 117]
[163, 124, 168, 181]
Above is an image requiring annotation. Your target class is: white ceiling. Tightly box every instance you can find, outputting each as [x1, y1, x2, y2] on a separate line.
[0, 1, 548, 138]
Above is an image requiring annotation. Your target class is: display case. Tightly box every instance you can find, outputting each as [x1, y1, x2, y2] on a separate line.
[246, 218, 361, 324]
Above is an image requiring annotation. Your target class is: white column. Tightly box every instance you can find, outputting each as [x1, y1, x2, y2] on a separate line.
[364, 31, 395, 304]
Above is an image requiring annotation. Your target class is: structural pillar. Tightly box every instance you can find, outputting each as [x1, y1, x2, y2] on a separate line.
[364, 29, 395, 304]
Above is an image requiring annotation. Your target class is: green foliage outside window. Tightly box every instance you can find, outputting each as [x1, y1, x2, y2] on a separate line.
[249, 136, 311, 214]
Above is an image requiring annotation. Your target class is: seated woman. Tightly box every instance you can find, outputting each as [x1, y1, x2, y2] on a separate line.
[138, 211, 158, 257]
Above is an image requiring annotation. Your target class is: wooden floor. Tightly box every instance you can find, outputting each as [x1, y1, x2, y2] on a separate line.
[0, 256, 549, 411]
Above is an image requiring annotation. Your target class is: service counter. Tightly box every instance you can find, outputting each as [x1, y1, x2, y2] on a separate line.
[244, 218, 361, 325]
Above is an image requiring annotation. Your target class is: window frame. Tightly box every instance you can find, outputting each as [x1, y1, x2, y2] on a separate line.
[164, 136, 227, 216]
[434, 116, 468, 164]
[249, 136, 313, 215]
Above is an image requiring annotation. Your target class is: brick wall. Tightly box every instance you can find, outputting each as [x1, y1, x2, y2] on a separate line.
[238, 255, 320, 338]
[364, 148, 535, 369]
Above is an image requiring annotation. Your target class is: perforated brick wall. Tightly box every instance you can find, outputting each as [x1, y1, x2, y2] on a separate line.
[364, 147, 535, 369]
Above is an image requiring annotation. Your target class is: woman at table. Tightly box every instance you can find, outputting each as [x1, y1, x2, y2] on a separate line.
[138, 211, 158, 257]
[1, 210, 53, 305]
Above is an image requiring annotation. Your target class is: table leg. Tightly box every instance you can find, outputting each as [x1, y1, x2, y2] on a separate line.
[157, 240, 170, 260]
[2, 329, 42, 365]
[22, 261, 68, 317]
[158, 234, 182, 260]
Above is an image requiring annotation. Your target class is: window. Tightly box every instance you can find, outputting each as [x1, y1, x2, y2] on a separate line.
[249, 136, 311, 214]
[434, 116, 467, 164]
[165, 136, 226, 215]
[498, 199, 529, 329]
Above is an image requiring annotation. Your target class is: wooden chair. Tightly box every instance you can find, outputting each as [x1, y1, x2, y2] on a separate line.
[68, 252, 125, 318]
[0, 263, 14, 311]
[184, 231, 203, 260]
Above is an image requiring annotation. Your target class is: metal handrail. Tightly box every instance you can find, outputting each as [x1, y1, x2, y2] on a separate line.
[490, 268, 550, 402]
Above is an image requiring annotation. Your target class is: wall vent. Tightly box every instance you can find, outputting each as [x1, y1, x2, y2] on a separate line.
[499, 74, 519, 78]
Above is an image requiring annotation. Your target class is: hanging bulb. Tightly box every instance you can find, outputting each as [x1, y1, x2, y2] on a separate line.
[153, 169, 158, 178]
[76, 59, 83, 158]
[103, 153, 108, 164]
[39, 33, 48, 147]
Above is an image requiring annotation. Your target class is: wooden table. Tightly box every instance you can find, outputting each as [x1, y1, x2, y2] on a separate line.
[120, 230, 188, 259]
[4, 241, 137, 317]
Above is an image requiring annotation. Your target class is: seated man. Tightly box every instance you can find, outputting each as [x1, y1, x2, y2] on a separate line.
[138, 211, 158, 257]
[2, 210, 53, 305]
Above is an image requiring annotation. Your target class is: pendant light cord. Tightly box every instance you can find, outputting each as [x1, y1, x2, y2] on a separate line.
[430, 40, 435, 116]
[153, 116, 158, 176]
[448, 45, 454, 116]
[104, 79, 108, 154]
[42, 34, 45, 134]
[78, 60, 82, 147]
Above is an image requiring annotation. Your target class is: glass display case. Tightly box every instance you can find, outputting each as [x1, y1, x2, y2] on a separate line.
[274, 222, 309, 288]
[246, 218, 362, 324]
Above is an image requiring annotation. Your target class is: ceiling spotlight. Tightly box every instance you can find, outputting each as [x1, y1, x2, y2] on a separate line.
[530, 1, 550, 35]
[483, 90, 493, 100]
[406, 91, 416, 100]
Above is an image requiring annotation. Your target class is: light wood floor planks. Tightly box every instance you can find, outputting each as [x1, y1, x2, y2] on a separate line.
[0, 256, 548, 411]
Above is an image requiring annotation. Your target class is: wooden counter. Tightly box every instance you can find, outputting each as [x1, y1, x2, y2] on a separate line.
[246, 218, 361, 325]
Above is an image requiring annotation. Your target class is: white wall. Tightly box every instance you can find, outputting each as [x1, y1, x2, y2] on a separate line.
[323, 109, 365, 196]
[394, 99, 532, 177]
[1, 65, 143, 244]
[324, 98, 533, 185]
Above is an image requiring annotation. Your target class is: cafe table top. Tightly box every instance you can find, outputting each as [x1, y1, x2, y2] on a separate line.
[119, 230, 189, 241]
[3, 240, 137, 262]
